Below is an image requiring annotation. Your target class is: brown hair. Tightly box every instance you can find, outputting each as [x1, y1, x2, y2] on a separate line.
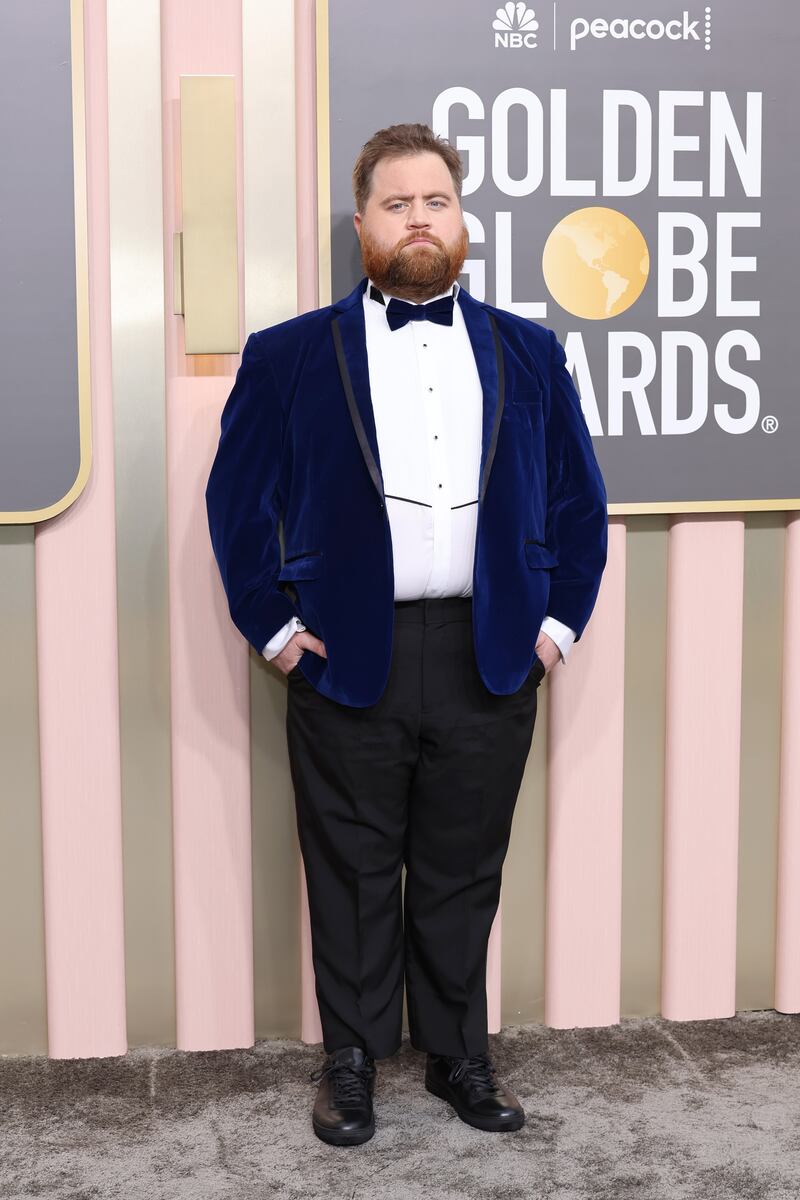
[352, 123, 464, 215]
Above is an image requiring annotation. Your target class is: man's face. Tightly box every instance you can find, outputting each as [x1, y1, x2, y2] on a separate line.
[354, 152, 469, 303]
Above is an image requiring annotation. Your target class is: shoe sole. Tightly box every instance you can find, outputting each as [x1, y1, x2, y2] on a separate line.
[425, 1075, 525, 1132]
[312, 1115, 375, 1146]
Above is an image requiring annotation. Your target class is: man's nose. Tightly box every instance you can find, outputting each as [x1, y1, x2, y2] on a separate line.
[407, 203, 431, 226]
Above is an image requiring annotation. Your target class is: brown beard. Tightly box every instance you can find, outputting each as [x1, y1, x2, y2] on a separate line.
[358, 222, 470, 304]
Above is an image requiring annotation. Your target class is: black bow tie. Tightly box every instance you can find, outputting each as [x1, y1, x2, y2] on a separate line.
[369, 285, 456, 331]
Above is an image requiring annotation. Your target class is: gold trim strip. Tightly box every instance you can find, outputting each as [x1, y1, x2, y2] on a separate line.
[1, 0, 93, 525]
[609, 499, 800, 514]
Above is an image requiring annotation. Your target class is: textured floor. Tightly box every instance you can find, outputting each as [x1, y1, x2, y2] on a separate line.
[2, 1010, 800, 1199]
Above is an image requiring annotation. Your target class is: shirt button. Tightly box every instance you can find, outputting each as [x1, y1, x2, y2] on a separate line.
[428, 386, 433, 392]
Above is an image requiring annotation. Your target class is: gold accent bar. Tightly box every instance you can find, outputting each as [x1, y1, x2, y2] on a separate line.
[179, 75, 239, 353]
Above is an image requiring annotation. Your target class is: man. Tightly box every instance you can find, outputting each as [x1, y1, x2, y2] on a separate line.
[205, 123, 607, 1146]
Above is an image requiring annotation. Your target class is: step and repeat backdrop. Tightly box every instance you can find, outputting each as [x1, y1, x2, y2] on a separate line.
[322, 0, 798, 512]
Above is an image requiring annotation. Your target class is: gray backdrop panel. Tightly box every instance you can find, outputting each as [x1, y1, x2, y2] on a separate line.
[326, 1, 797, 508]
[0, 0, 80, 514]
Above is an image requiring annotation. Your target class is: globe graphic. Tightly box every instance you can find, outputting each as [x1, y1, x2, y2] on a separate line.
[542, 206, 649, 320]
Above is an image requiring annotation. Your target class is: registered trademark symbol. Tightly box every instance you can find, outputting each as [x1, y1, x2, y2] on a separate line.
[761, 415, 779, 433]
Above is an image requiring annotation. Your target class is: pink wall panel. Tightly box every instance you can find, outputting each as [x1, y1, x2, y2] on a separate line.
[37, 0, 127, 1059]
[662, 518, 744, 1020]
[162, 0, 255, 1048]
[168, 380, 255, 1049]
[545, 519, 627, 1028]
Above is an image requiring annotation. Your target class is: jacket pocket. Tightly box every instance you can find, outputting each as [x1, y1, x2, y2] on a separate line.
[524, 541, 559, 569]
[510, 382, 543, 406]
[278, 551, 324, 581]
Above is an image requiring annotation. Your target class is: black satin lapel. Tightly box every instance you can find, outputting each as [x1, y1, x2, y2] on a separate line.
[483, 313, 505, 504]
[459, 295, 504, 505]
[331, 306, 385, 503]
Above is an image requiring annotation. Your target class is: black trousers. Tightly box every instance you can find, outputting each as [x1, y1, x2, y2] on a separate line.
[285, 595, 543, 1061]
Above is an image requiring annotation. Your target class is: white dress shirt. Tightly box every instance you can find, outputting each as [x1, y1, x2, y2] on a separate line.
[262, 279, 576, 665]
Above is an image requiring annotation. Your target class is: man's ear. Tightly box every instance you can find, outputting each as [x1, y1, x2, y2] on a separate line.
[353, 212, 361, 235]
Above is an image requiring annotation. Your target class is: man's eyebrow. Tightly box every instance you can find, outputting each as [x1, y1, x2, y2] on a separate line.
[381, 192, 451, 203]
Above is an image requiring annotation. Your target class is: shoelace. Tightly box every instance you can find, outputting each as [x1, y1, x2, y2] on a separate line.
[308, 1059, 374, 1107]
[442, 1052, 499, 1096]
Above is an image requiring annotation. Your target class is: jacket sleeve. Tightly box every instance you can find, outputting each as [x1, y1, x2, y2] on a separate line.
[205, 332, 302, 654]
[543, 328, 608, 643]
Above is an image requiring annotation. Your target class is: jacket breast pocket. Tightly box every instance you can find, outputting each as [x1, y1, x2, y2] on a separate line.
[277, 551, 324, 581]
[509, 380, 543, 406]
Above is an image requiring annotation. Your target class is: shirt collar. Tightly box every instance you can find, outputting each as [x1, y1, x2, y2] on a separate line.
[366, 277, 461, 306]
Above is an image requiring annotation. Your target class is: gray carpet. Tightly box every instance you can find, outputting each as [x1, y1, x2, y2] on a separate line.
[2, 1010, 800, 1199]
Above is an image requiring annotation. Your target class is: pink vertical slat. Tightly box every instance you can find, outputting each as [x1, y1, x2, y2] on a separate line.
[545, 520, 626, 1028]
[168, 380, 255, 1049]
[775, 513, 800, 1013]
[37, 0, 127, 1058]
[163, 0, 254, 1048]
[662, 517, 744, 1020]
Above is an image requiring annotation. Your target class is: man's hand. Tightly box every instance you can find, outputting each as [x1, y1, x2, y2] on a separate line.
[273, 630, 327, 677]
[534, 631, 561, 675]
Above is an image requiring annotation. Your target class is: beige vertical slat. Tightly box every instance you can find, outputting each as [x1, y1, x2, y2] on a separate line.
[775, 514, 800, 1011]
[0, 528, 47, 1053]
[243, 0, 303, 1039]
[620, 516, 669, 1017]
[502, 706, 548, 1026]
[737, 513, 784, 1009]
[107, 0, 175, 1046]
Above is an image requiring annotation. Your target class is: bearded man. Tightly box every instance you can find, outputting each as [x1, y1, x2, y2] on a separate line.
[206, 123, 608, 1146]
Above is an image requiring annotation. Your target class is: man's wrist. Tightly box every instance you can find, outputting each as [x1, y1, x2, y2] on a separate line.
[262, 616, 307, 661]
[539, 615, 577, 663]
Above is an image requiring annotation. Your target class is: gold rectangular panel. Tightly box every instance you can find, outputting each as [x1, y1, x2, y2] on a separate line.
[179, 75, 238, 353]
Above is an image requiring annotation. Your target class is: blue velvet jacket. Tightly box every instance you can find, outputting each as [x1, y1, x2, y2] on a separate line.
[205, 276, 608, 707]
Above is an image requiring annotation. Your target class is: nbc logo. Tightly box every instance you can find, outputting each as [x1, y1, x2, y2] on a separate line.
[493, 2, 539, 48]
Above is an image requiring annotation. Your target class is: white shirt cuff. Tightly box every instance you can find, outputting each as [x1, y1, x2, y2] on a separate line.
[539, 615, 577, 663]
[262, 616, 307, 660]
[264, 615, 574, 664]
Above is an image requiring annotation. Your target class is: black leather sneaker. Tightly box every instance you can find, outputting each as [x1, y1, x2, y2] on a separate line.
[425, 1050, 525, 1132]
[309, 1045, 376, 1145]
